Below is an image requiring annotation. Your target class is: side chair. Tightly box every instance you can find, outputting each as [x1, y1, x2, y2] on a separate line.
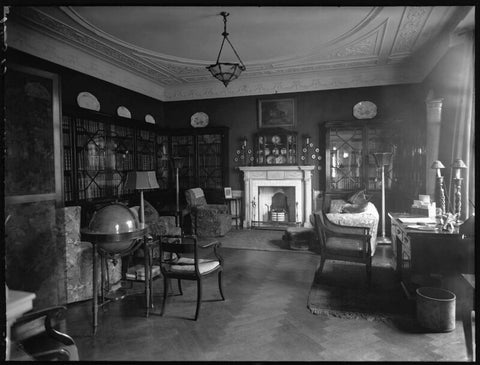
[158, 234, 225, 320]
[313, 210, 374, 285]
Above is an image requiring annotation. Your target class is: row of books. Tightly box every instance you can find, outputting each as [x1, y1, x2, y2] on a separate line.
[64, 178, 74, 202]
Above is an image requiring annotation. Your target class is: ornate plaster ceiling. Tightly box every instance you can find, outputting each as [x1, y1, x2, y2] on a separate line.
[7, 5, 474, 101]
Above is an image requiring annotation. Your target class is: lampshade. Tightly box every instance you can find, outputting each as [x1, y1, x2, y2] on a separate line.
[431, 160, 445, 169]
[451, 159, 467, 169]
[171, 156, 184, 169]
[373, 152, 393, 167]
[125, 171, 159, 191]
[206, 12, 246, 87]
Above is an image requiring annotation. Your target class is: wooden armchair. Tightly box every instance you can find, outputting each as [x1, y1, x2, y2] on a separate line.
[158, 234, 225, 320]
[10, 306, 79, 361]
[313, 210, 374, 284]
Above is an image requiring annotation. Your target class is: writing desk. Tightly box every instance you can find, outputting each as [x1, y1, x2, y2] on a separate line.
[388, 213, 472, 298]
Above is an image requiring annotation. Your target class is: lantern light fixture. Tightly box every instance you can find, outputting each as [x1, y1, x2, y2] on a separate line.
[206, 12, 246, 87]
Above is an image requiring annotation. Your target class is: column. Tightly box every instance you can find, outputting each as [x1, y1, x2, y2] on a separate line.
[303, 168, 313, 228]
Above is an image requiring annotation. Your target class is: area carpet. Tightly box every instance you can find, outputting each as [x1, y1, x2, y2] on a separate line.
[307, 259, 415, 323]
[219, 229, 315, 253]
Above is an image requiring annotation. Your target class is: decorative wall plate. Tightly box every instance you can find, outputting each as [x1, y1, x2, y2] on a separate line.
[145, 114, 155, 124]
[353, 101, 377, 120]
[77, 92, 100, 111]
[271, 135, 281, 144]
[117, 106, 131, 118]
[191, 112, 209, 128]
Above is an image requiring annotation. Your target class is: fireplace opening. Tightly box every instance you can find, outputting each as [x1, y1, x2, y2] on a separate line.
[257, 186, 297, 227]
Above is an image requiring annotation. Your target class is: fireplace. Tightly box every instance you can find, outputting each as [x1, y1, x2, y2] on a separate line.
[238, 166, 314, 228]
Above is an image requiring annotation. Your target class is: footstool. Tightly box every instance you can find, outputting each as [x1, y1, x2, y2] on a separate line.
[283, 227, 316, 251]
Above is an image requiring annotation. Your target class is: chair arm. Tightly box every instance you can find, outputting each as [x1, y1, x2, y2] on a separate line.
[16, 305, 66, 325]
[322, 226, 370, 240]
[324, 220, 370, 236]
[13, 306, 76, 347]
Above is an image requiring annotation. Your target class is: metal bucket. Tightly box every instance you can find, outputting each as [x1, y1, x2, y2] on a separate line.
[416, 287, 456, 332]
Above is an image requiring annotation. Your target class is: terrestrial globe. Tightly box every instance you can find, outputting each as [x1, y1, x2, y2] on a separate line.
[83, 203, 146, 253]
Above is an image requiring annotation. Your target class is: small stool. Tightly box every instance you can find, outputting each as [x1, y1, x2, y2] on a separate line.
[283, 227, 316, 251]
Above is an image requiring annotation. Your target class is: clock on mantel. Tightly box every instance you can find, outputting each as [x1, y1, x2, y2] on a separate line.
[254, 128, 298, 165]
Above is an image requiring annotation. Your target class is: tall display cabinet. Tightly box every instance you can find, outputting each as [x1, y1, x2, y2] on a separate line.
[171, 127, 229, 201]
[322, 119, 425, 213]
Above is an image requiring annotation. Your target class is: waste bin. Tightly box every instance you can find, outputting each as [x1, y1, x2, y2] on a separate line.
[416, 287, 456, 332]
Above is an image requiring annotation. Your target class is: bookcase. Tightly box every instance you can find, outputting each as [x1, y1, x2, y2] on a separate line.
[171, 127, 229, 197]
[323, 120, 399, 194]
[62, 108, 229, 209]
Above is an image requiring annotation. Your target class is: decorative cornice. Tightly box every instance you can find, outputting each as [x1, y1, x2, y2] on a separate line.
[391, 6, 432, 56]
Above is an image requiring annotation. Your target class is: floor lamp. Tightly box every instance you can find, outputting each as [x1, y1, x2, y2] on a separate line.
[125, 171, 160, 224]
[373, 152, 393, 244]
[171, 157, 184, 227]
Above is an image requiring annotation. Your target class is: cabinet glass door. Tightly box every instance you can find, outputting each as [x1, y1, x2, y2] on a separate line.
[136, 129, 156, 171]
[328, 127, 363, 191]
[197, 133, 223, 189]
[156, 135, 170, 189]
[171, 135, 195, 190]
[367, 126, 396, 191]
[110, 124, 135, 197]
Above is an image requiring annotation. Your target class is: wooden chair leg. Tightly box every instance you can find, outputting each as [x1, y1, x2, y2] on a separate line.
[178, 279, 183, 295]
[161, 277, 168, 316]
[194, 280, 202, 321]
[366, 257, 372, 287]
[218, 271, 225, 301]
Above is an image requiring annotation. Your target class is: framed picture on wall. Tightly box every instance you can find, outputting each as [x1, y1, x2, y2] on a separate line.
[258, 98, 296, 128]
[224, 187, 233, 199]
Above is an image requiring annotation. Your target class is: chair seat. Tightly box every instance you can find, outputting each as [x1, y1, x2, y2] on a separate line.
[167, 258, 221, 274]
[325, 237, 364, 258]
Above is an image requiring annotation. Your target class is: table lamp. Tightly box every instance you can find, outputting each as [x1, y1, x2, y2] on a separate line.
[431, 160, 446, 214]
[373, 152, 393, 244]
[451, 159, 467, 220]
[125, 171, 159, 224]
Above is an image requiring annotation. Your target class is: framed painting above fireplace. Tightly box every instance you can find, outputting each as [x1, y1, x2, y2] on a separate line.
[258, 98, 296, 128]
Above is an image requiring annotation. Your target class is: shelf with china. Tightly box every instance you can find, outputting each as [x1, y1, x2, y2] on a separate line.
[254, 128, 298, 166]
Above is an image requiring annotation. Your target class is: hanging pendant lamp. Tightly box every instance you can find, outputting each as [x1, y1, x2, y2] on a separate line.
[206, 12, 246, 87]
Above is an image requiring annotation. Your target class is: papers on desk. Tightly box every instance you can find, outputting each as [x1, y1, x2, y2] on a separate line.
[398, 217, 436, 224]
[406, 224, 439, 231]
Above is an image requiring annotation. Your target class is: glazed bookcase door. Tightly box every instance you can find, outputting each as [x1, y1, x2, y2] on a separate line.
[156, 134, 170, 189]
[197, 133, 223, 189]
[326, 126, 364, 191]
[135, 128, 156, 171]
[171, 134, 196, 190]
[62, 115, 74, 203]
[110, 123, 135, 197]
[65, 110, 136, 203]
[366, 126, 397, 191]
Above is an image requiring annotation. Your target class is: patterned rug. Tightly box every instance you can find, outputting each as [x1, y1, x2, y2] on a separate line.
[307, 259, 415, 323]
[219, 228, 315, 254]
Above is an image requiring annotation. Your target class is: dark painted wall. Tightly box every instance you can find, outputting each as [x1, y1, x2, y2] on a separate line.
[164, 84, 426, 191]
[8, 49, 165, 124]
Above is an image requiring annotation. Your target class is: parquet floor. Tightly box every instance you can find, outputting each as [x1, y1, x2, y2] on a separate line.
[64, 243, 472, 361]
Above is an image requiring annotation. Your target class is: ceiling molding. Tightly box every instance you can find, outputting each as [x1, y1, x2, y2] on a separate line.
[7, 6, 471, 102]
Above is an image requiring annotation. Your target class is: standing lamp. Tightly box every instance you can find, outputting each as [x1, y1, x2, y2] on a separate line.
[451, 159, 468, 221]
[125, 171, 160, 224]
[171, 157, 184, 227]
[431, 160, 446, 215]
[373, 152, 393, 244]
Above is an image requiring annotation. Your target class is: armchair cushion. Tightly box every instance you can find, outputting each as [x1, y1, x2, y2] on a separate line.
[342, 202, 369, 213]
[326, 201, 379, 256]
